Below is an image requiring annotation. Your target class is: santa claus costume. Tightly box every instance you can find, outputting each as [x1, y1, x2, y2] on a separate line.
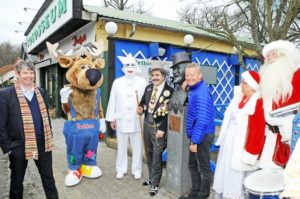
[213, 71, 265, 199]
[259, 40, 300, 168]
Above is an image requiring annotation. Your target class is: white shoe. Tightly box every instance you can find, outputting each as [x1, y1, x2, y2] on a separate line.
[134, 173, 141, 180]
[65, 169, 82, 187]
[81, 165, 102, 178]
[116, 173, 124, 179]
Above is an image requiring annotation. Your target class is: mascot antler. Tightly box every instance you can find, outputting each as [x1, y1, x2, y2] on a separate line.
[46, 40, 104, 61]
[46, 42, 84, 61]
[83, 40, 104, 59]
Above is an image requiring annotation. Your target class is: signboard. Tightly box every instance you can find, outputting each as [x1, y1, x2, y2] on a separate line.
[135, 59, 173, 84]
[26, 0, 73, 52]
[169, 115, 181, 132]
[36, 21, 96, 68]
[201, 65, 218, 85]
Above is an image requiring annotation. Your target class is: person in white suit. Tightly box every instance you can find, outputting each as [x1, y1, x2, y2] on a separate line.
[106, 54, 147, 179]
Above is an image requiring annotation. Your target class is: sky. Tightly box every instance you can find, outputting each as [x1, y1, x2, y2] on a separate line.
[0, 0, 185, 45]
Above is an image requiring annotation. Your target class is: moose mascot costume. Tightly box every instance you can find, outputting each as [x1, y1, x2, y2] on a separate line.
[47, 41, 106, 186]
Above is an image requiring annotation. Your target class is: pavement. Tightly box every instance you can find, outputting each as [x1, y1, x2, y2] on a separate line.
[0, 118, 216, 199]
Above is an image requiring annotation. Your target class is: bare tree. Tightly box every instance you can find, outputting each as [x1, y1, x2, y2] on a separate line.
[177, 6, 203, 26]
[103, 0, 131, 10]
[0, 42, 20, 66]
[177, 0, 300, 69]
[131, 0, 152, 15]
[103, 0, 152, 14]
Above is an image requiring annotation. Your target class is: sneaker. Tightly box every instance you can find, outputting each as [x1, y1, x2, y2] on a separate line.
[142, 180, 151, 186]
[116, 173, 124, 179]
[81, 165, 102, 178]
[65, 169, 82, 187]
[149, 186, 158, 196]
[178, 192, 199, 199]
[134, 173, 141, 180]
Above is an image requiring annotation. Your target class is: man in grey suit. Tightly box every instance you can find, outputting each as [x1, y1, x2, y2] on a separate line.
[138, 62, 173, 196]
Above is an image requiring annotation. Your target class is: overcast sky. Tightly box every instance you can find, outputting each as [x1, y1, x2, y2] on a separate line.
[0, 0, 185, 45]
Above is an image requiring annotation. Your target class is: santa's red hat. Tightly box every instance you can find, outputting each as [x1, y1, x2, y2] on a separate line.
[262, 40, 296, 58]
[241, 71, 260, 91]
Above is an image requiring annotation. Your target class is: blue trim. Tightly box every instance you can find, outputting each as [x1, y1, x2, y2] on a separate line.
[69, 99, 77, 119]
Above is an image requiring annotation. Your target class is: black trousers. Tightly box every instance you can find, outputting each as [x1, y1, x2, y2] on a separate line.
[8, 140, 58, 199]
[188, 133, 214, 199]
[143, 123, 166, 187]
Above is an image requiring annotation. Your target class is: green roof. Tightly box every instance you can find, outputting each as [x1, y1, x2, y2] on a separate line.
[84, 6, 254, 47]
[84, 5, 227, 41]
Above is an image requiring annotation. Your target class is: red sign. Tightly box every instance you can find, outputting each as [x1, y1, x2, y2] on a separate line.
[72, 34, 87, 46]
[39, 53, 44, 61]
[76, 123, 94, 129]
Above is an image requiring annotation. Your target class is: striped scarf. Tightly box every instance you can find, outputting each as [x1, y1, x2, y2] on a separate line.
[15, 83, 54, 160]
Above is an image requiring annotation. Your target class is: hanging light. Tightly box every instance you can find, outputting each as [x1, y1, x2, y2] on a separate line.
[105, 21, 118, 36]
[183, 34, 194, 46]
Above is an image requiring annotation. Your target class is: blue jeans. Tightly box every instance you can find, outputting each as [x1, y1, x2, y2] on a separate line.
[63, 119, 100, 170]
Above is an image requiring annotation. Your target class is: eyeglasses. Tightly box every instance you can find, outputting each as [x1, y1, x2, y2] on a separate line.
[241, 80, 248, 85]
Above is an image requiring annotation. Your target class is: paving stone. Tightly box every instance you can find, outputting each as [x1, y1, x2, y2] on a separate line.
[0, 118, 216, 199]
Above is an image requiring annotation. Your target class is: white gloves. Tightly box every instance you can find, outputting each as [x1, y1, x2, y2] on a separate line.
[265, 114, 282, 126]
[99, 119, 106, 133]
[266, 114, 295, 142]
[279, 115, 295, 142]
[60, 87, 73, 103]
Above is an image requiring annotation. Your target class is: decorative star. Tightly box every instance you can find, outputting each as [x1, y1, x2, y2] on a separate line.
[70, 154, 76, 165]
[85, 150, 95, 159]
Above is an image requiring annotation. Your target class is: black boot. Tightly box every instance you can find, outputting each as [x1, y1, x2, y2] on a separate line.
[178, 192, 199, 199]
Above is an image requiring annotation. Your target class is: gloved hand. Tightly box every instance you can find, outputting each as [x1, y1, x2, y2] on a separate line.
[99, 118, 106, 133]
[265, 114, 282, 126]
[278, 114, 295, 142]
[60, 87, 73, 103]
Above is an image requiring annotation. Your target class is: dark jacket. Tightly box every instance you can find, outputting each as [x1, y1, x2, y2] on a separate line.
[0, 86, 51, 154]
[186, 80, 215, 144]
[139, 83, 173, 133]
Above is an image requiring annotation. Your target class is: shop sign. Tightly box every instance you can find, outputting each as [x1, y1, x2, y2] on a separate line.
[72, 34, 87, 46]
[52, 22, 96, 54]
[35, 22, 96, 68]
[26, 0, 73, 52]
[135, 59, 172, 83]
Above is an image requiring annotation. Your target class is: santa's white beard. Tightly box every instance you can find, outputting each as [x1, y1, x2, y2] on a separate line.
[259, 56, 296, 107]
